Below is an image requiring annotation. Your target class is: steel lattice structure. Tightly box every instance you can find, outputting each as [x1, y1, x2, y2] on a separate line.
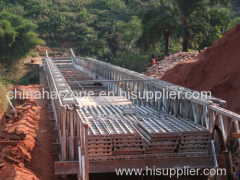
[43, 50, 240, 180]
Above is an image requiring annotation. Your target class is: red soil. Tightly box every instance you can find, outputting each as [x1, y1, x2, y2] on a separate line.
[162, 25, 240, 114]
[0, 85, 57, 180]
[29, 98, 57, 180]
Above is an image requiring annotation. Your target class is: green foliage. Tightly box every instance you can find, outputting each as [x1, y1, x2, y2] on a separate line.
[0, 0, 236, 113]
[140, 4, 179, 55]
[176, 0, 206, 17]
[0, 11, 44, 65]
[229, 17, 240, 29]
[193, 7, 232, 49]
[104, 0, 126, 10]
[112, 52, 149, 73]
[209, 0, 231, 6]
[115, 16, 142, 51]
[140, 0, 235, 53]
[0, 0, 237, 71]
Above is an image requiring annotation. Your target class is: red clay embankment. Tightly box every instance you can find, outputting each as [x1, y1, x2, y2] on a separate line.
[162, 25, 240, 114]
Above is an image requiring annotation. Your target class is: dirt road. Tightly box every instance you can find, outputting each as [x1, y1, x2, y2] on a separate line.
[27, 98, 58, 180]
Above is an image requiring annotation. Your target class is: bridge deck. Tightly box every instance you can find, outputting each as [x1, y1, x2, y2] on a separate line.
[44, 57, 216, 177]
[79, 103, 211, 157]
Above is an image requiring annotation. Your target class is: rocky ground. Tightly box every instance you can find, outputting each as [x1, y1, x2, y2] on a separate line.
[145, 51, 199, 79]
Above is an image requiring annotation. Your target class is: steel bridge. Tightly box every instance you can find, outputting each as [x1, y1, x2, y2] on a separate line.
[43, 49, 240, 180]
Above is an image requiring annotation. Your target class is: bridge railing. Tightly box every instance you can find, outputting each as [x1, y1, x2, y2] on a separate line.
[72, 56, 214, 118]
[44, 55, 89, 180]
[44, 50, 240, 177]
[72, 54, 240, 155]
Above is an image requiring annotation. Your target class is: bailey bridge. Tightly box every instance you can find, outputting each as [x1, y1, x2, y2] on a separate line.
[43, 49, 240, 180]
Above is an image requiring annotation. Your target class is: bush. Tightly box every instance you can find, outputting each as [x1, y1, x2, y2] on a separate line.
[111, 52, 150, 73]
[0, 11, 44, 66]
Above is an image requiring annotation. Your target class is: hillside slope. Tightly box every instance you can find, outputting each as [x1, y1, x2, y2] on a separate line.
[0, 81, 8, 118]
[162, 25, 240, 114]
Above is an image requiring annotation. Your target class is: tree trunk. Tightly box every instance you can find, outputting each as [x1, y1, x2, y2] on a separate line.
[164, 31, 170, 56]
[182, 29, 189, 52]
[182, 17, 189, 52]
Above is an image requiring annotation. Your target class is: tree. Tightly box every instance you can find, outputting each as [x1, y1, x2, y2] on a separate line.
[229, 17, 240, 29]
[209, 0, 231, 6]
[115, 16, 142, 51]
[140, 4, 178, 55]
[191, 7, 232, 50]
[0, 11, 44, 65]
[175, 0, 207, 52]
[0, 0, 235, 72]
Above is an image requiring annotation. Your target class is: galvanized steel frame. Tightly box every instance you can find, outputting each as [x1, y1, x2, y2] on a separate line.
[43, 49, 240, 179]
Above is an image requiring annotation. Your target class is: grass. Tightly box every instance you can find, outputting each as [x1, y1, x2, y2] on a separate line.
[0, 54, 39, 115]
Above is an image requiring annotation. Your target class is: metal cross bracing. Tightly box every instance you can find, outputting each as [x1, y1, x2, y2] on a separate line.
[43, 50, 240, 180]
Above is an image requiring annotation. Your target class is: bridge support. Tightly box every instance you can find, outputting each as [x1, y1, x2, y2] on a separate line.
[44, 50, 240, 179]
